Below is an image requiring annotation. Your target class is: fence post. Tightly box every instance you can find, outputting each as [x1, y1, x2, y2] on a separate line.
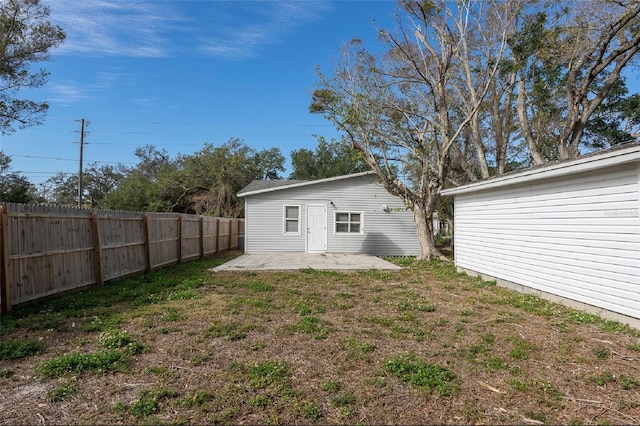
[228, 219, 233, 250]
[143, 214, 152, 272]
[177, 215, 183, 263]
[0, 205, 11, 313]
[215, 218, 220, 254]
[199, 216, 205, 258]
[232, 219, 238, 249]
[91, 212, 104, 286]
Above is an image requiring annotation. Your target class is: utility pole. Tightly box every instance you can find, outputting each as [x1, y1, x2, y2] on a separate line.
[76, 119, 89, 208]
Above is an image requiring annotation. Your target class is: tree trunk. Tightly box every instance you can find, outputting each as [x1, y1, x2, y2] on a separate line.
[413, 202, 445, 261]
[517, 75, 545, 165]
[471, 114, 490, 179]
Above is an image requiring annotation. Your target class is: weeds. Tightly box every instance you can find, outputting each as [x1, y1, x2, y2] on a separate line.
[47, 383, 78, 402]
[397, 298, 436, 312]
[493, 291, 556, 316]
[38, 324, 143, 378]
[250, 394, 270, 406]
[0, 369, 15, 378]
[246, 281, 276, 292]
[508, 337, 536, 360]
[303, 402, 321, 420]
[0, 317, 18, 336]
[593, 346, 610, 360]
[509, 379, 528, 392]
[322, 380, 342, 392]
[82, 312, 126, 332]
[359, 315, 393, 327]
[249, 360, 291, 389]
[384, 353, 458, 396]
[347, 338, 376, 358]
[0, 339, 44, 360]
[485, 356, 507, 371]
[620, 374, 639, 390]
[128, 388, 178, 418]
[183, 390, 212, 407]
[330, 390, 356, 407]
[287, 315, 333, 339]
[39, 350, 129, 378]
[143, 366, 178, 378]
[162, 308, 185, 322]
[206, 320, 255, 341]
[294, 298, 325, 316]
[586, 372, 639, 390]
[99, 329, 146, 354]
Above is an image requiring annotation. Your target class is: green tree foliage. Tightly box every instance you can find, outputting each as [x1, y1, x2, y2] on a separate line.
[102, 145, 182, 212]
[583, 78, 640, 150]
[0, 0, 65, 134]
[179, 138, 285, 217]
[0, 151, 33, 203]
[39, 171, 76, 206]
[103, 139, 284, 217]
[40, 163, 125, 208]
[290, 136, 368, 180]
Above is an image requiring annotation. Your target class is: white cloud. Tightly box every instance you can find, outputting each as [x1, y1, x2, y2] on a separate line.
[44, 0, 332, 59]
[196, 1, 332, 59]
[45, 0, 186, 58]
[46, 68, 131, 106]
[48, 82, 89, 105]
[92, 70, 131, 90]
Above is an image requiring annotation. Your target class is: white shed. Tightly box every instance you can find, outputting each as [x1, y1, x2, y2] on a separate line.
[238, 171, 421, 256]
[441, 144, 640, 328]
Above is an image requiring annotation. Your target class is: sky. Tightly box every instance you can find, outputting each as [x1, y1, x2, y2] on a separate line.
[2, 0, 399, 186]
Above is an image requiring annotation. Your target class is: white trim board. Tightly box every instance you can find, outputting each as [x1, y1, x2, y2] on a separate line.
[441, 144, 640, 196]
[238, 171, 376, 197]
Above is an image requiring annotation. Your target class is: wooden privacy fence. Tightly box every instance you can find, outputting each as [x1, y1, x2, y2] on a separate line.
[0, 203, 244, 313]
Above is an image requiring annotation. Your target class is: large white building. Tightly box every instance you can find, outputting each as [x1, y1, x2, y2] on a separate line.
[441, 144, 640, 328]
[238, 171, 421, 257]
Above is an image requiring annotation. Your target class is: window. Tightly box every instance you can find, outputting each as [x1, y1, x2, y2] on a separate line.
[284, 205, 300, 234]
[335, 212, 362, 234]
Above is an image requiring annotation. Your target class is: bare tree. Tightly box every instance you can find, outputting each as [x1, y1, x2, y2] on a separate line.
[312, 0, 514, 260]
[514, 0, 640, 163]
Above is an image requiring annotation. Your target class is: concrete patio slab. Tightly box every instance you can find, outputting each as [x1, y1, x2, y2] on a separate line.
[211, 253, 402, 272]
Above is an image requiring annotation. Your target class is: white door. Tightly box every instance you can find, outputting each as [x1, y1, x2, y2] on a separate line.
[306, 205, 327, 252]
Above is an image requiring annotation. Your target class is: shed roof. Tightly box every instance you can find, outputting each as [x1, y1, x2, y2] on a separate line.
[237, 170, 376, 197]
[440, 143, 640, 196]
[239, 179, 307, 195]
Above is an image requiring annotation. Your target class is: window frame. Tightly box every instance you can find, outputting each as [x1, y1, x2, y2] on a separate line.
[333, 211, 364, 234]
[283, 205, 301, 235]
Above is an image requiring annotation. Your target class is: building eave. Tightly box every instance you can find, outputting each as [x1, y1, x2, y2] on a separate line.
[440, 143, 640, 196]
[237, 170, 376, 197]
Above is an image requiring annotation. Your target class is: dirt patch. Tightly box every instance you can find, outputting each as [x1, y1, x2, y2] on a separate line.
[1, 253, 639, 424]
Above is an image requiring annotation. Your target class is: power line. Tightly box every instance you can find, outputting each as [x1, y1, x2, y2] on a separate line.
[11, 154, 76, 162]
[44, 116, 335, 127]
[9, 154, 137, 165]
[14, 171, 74, 176]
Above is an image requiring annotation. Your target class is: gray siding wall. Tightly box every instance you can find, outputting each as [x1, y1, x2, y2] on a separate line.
[453, 162, 640, 320]
[244, 174, 420, 256]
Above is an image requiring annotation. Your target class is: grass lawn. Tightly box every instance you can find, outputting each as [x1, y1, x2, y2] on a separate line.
[1, 250, 639, 425]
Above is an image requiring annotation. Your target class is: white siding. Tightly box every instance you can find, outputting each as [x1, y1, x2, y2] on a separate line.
[244, 174, 421, 256]
[453, 162, 640, 320]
